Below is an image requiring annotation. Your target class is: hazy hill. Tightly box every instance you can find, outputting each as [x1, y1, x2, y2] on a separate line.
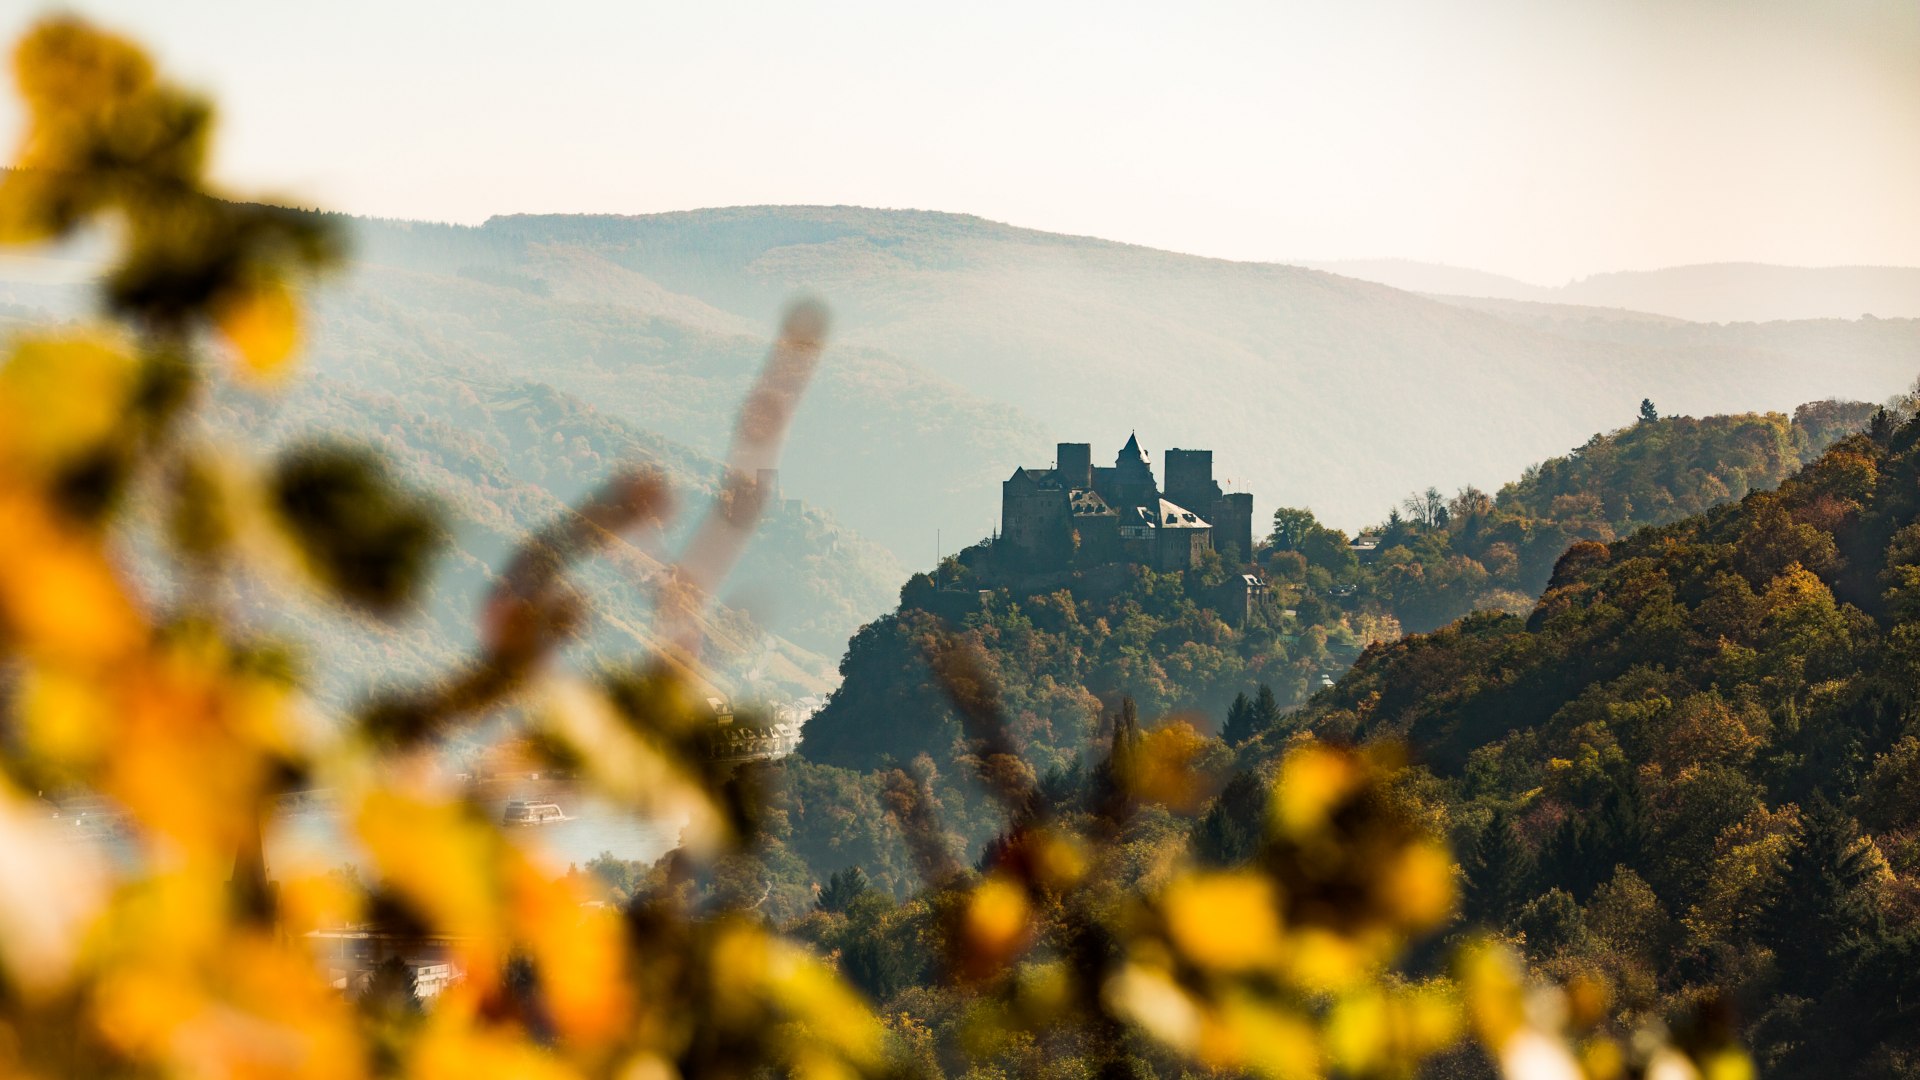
[10, 207, 1919, 677]
[0, 283, 904, 700]
[1300, 259, 1554, 302]
[416, 207, 1920, 538]
[323, 219, 1045, 561]
[15, 209, 1916, 554]
[1561, 263, 1920, 323]
[201, 370, 902, 701]
[1312, 257, 1920, 323]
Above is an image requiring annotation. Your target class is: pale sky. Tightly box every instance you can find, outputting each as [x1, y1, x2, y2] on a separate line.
[4, 0, 1917, 283]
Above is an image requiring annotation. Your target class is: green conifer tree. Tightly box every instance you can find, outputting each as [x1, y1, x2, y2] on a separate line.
[1223, 691, 1254, 746]
[1250, 684, 1283, 737]
[1464, 807, 1536, 926]
[1193, 771, 1267, 867]
[817, 866, 871, 913]
[1759, 795, 1876, 990]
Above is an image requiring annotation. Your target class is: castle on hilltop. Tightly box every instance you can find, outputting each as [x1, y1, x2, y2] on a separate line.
[1000, 435, 1254, 572]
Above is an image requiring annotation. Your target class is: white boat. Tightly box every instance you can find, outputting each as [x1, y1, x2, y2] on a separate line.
[502, 800, 566, 826]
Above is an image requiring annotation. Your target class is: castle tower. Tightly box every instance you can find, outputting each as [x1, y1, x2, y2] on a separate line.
[1108, 433, 1157, 508]
[1215, 492, 1254, 564]
[1163, 449, 1220, 513]
[1056, 442, 1092, 490]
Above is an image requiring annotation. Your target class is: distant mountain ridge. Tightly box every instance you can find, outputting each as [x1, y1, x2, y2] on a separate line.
[413, 206, 1919, 536]
[1306, 258, 1920, 323]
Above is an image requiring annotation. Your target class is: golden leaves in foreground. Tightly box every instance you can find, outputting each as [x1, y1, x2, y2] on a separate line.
[1103, 742, 1463, 1077]
[1163, 872, 1285, 972]
[0, 14, 1760, 1080]
[1458, 941, 1754, 1080]
[0, 15, 881, 1079]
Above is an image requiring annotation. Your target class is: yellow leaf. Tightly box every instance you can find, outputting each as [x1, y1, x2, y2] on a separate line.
[0, 334, 137, 476]
[1457, 939, 1538, 1056]
[0, 492, 143, 664]
[1328, 985, 1462, 1076]
[1104, 962, 1201, 1053]
[0, 782, 109, 999]
[1272, 742, 1361, 838]
[215, 276, 301, 377]
[351, 789, 506, 975]
[764, 936, 887, 1067]
[1198, 995, 1320, 1079]
[511, 859, 631, 1046]
[12, 18, 153, 118]
[1163, 871, 1284, 972]
[1379, 840, 1457, 932]
[961, 874, 1032, 973]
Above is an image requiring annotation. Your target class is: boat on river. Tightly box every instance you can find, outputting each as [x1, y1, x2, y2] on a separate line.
[502, 800, 566, 826]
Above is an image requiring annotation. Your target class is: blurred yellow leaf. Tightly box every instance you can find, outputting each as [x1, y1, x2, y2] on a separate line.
[1104, 962, 1201, 1054]
[766, 940, 887, 1069]
[412, 1017, 579, 1080]
[960, 874, 1032, 974]
[1700, 1048, 1757, 1080]
[1129, 720, 1212, 810]
[0, 782, 109, 999]
[1198, 994, 1319, 1079]
[0, 334, 137, 476]
[12, 18, 152, 121]
[1458, 939, 1528, 1049]
[534, 676, 730, 855]
[215, 275, 302, 377]
[1272, 742, 1361, 838]
[1281, 926, 1373, 993]
[1327, 985, 1461, 1078]
[0, 508, 144, 664]
[351, 789, 506, 976]
[511, 859, 631, 1046]
[1379, 840, 1456, 932]
[1164, 871, 1283, 973]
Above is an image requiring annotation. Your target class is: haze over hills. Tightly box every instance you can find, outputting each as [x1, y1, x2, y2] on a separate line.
[1308, 257, 1920, 323]
[390, 206, 1920, 534]
[0, 289, 909, 701]
[7, 204, 1920, 691]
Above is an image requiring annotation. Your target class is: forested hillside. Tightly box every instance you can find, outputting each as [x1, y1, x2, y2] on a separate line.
[798, 543, 1345, 774]
[1272, 413, 1920, 1076]
[578, 403, 1920, 1078]
[797, 400, 1875, 785]
[1268, 400, 1878, 634]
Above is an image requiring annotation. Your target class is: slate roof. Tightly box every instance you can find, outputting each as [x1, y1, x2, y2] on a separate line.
[1125, 498, 1209, 529]
[1070, 489, 1115, 516]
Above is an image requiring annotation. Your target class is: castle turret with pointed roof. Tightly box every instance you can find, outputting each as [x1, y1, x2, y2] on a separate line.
[999, 436, 1253, 572]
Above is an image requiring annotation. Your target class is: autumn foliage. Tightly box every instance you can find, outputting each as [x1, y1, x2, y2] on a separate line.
[0, 18, 1752, 1080]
